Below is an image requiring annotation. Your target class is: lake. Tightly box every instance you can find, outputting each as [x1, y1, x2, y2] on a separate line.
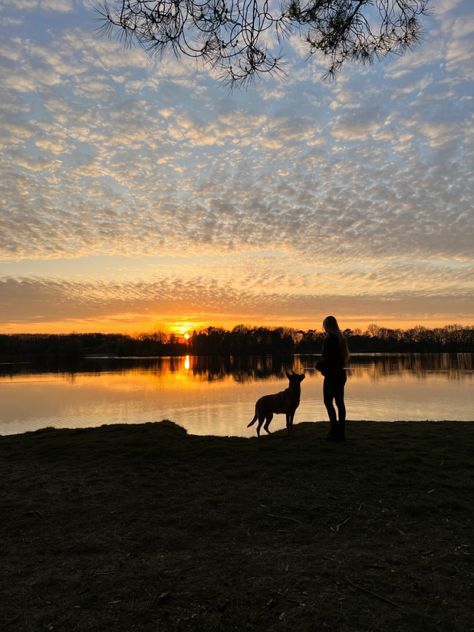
[0, 354, 473, 436]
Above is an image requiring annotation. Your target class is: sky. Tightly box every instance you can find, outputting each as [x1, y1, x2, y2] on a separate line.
[0, 0, 473, 336]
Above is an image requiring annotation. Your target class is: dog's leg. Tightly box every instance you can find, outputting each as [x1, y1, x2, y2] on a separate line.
[263, 413, 273, 434]
[286, 412, 295, 433]
[257, 414, 265, 436]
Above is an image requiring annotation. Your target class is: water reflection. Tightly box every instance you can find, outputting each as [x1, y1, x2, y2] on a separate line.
[2, 353, 471, 381]
[344, 353, 473, 381]
[0, 353, 472, 436]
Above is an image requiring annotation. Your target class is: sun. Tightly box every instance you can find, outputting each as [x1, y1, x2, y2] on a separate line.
[169, 321, 200, 339]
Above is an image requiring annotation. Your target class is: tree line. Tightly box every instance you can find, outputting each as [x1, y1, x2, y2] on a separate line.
[0, 324, 472, 361]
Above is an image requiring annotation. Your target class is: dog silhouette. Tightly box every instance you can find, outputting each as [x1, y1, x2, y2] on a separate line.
[247, 371, 305, 436]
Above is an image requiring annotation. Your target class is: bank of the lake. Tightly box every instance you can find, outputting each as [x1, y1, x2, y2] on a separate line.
[1, 420, 473, 631]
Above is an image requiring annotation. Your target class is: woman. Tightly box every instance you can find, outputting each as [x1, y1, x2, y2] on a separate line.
[316, 315, 349, 441]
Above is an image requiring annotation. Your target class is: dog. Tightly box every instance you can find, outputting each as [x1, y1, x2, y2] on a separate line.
[247, 371, 305, 436]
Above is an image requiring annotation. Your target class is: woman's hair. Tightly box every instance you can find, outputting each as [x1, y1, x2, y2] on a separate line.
[323, 315, 349, 362]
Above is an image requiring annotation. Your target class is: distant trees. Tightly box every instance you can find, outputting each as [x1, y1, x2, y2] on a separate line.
[189, 325, 295, 354]
[348, 324, 474, 353]
[0, 323, 472, 362]
[0, 332, 188, 363]
[99, 0, 430, 84]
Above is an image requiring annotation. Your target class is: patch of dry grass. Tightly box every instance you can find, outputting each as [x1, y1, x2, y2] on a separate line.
[1, 420, 473, 631]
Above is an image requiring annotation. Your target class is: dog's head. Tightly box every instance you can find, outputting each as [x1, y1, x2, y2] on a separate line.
[286, 371, 305, 384]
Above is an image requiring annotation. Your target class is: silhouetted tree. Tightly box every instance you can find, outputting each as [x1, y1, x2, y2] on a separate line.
[99, 0, 430, 84]
[0, 324, 472, 362]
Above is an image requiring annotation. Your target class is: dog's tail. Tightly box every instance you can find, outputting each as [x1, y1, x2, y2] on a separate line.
[247, 411, 258, 427]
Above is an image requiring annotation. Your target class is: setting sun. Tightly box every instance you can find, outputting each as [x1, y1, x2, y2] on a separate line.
[169, 322, 201, 339]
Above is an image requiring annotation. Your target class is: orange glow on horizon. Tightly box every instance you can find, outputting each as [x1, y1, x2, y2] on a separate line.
[168, 321, 200, 337]
[1, 315, 472, 336]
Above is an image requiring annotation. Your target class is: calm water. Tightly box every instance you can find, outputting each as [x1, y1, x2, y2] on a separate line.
[0, 354, 473, 436]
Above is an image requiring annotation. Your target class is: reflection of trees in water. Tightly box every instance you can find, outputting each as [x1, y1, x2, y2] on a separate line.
[190, 355, 287, 382]
[346, 354, 473, 381]
[165, 354, 473, 382]
[186, 354, 473, 382]
[1, 354, 472, 382]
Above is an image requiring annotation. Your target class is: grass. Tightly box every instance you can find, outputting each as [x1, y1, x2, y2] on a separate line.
[1, 420, 473, 631]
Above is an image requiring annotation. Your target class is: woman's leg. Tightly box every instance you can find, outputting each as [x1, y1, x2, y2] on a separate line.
[323, 378, 337, 423]
[334, 390, 346, 423]
[334, 373, 347, 439]
[323, 378, 338, 438]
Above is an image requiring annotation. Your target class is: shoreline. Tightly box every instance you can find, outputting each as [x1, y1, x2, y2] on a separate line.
[2, 417, 474, 440]
[2, 420, 473, 631]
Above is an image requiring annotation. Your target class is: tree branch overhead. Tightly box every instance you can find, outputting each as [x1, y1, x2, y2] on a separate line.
[98, 0, 430, 84]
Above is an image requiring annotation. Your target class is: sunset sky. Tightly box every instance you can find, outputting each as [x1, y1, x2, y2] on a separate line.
[0, 0, 473, 336]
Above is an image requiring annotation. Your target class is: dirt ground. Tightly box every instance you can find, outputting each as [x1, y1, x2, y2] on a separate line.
[1, 420, 473, 631]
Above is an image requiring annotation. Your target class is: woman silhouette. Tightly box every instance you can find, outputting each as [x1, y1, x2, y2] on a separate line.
[317, 315, 349, 441]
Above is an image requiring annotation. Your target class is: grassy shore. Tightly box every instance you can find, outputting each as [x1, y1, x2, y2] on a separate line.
[1, 420, 473, 631]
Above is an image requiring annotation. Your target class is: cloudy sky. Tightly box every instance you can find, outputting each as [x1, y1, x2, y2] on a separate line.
[0, 0, 473, 335]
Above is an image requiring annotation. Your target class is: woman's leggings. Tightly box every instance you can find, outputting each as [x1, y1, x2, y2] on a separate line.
[323, 371, 347, 424]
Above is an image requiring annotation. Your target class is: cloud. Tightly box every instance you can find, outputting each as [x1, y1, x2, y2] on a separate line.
[0, 0, 473, 331]
[331, 108, 386, 141]
[1, 276, 472, 329]
[5, 0, 73, 11]
[1, 125, 472, 261]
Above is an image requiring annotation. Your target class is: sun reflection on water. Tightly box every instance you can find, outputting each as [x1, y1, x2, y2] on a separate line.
[0, 354, 472, 436]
